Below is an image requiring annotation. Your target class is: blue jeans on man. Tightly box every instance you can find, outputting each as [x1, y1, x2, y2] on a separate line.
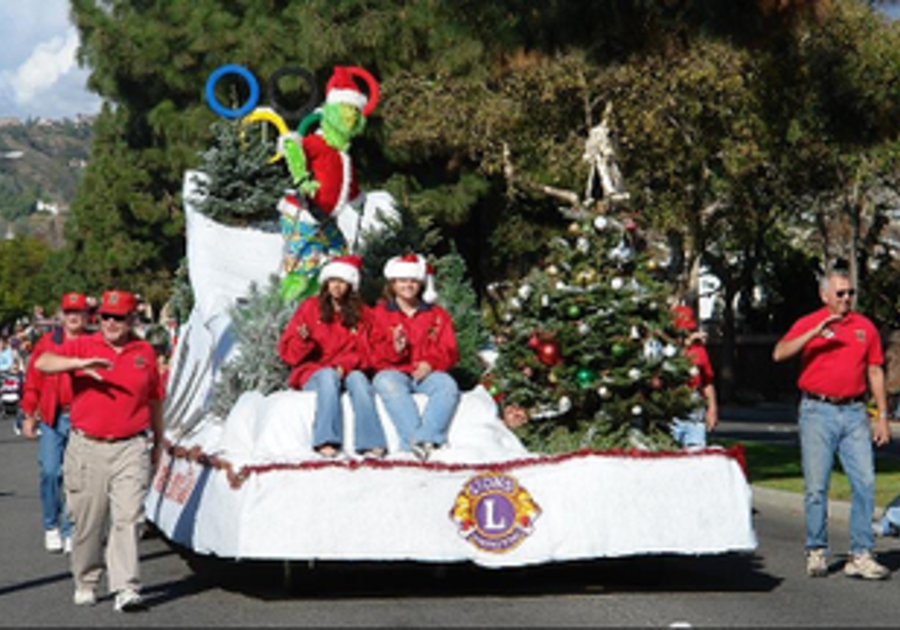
[671, 406, 707, 448]
[303, 368, 385, 453]
[373, 370, 460, 451]
[38, 411, 71, 537]
[798, 398, 876, 556]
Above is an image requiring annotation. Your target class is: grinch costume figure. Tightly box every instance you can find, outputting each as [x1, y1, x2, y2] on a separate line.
[277, 65, 397, 302]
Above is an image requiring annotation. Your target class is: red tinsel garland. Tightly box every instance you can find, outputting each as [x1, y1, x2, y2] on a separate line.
[161, 438, 747, 491]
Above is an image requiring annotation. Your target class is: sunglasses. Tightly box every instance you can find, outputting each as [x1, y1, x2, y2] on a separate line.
[836, 289, 856, 299]
[100, 313, 129, 322]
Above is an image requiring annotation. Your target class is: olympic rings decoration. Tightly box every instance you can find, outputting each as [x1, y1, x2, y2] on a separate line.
[266, 66, 320, 123]
[206, 64, 320, 125]
[297, 110, 322, 137]
[240, 107, 290, 163]
[205, 64, 260, 119]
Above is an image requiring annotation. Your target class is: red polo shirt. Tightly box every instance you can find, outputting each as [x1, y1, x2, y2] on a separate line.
[782, 307, 883, 399]
[59, 332, 163, 439]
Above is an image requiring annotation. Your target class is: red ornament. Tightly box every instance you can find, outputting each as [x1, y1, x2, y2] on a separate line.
[537, 341, 562, 366]
[527, 335, 540, 349]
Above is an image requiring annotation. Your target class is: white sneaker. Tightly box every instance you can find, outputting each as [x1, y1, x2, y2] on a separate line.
[806, 548, 828, 577]
[44, 528, 63, 553]
[63, 536, 72, 554]
[113, 588, 146, 612]
[844, 551, 890, 580]
[73, 587, 97, 606]
[411, 442, 436, 462]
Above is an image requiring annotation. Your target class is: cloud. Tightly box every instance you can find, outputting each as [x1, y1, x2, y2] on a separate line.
[6, 28, 80, 107]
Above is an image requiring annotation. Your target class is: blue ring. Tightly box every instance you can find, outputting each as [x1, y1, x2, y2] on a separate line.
[205, 64, 260, 119]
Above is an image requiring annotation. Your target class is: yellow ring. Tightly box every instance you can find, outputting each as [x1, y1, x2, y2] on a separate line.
[240, 107, 289, 163]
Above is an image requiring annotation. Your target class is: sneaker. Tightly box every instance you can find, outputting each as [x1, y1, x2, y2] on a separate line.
[73, 587, 97, 606]
[44, 528, 63, 553]
[361, 447, 387, 460]
[411, 442, 436, 462]
[314, 444, 341, 459]
[63, 536, 72, 554]
[806, 548, 828, 577]
[844, 551, 890, 581]
[113, 588, 146, 612]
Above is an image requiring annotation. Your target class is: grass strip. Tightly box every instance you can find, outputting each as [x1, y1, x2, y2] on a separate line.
[712, 438, 900, 509]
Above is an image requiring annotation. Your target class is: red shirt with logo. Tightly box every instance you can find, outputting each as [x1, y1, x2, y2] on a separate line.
[368, 300, 458, 374]
[782, 307, 883, 399]
[59, 332, 163, 439]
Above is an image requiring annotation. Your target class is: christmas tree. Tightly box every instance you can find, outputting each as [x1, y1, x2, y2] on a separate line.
[432, 245, 492, 390]
[486, 205, 699, 454]
[209, 276, 297, 418]
[191, 120, 288, 226]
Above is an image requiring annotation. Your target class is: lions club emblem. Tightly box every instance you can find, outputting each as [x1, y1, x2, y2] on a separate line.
[450, 471, 541, 553]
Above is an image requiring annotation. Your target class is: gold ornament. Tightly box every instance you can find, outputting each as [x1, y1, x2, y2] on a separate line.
[576, 269, 597, 286]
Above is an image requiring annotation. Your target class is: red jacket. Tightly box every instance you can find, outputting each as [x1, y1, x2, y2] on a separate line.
[20, 327, 77, 427]
[303, 133, 360, 215]
[278, 297, 370, 389]
[368, 300, 458, 374]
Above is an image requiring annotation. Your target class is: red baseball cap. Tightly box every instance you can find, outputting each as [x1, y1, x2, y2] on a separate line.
[60, 292, 88, 312]
[98, 290, 137, 317]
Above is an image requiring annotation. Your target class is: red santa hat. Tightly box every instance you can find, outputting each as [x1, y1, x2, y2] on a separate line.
[319, 255, 362, 291]
[326, 66, 369, 111]
[384, 254, 438, 303]
[324, 66, 380, 117]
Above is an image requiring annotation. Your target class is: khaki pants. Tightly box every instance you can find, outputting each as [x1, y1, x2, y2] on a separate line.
[63, 430, 150, 594]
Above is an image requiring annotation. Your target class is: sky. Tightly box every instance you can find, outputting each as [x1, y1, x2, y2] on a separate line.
[0, 2, 898, 121]
[0, 0, 101, 120]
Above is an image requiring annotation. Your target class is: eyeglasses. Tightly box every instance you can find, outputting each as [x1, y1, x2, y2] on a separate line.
[836, 289, 856, 299]
[100, 313, 128, 322]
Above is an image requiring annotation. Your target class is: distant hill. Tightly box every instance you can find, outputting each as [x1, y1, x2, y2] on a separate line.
[0, 116, 94, 247]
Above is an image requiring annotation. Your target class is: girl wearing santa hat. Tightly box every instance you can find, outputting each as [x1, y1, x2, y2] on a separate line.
[369, 254, 460, 462]
[277, 255, 387, 458]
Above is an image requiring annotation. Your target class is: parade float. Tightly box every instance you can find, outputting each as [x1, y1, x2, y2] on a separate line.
[145, 64, 757, 569]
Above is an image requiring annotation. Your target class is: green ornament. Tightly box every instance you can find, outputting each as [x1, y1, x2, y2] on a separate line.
[567, 305, 581, 319]
[611, 343, 625, 358]
[575, 367, 595, 389]
[488, 383, 501, 397]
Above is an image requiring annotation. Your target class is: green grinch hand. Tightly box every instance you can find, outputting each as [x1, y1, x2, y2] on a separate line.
[279, 133, 310, 186]
[299, 178, 321, 197]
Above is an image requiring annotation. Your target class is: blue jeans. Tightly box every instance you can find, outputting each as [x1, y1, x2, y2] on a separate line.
[38, 411, 71, 536]
[303, 368, 385, 452]
[671, 407, 707, 448]
[373, 370, 460, 451]
[799, 398, 875, 555]
[345, 370, 386, 453]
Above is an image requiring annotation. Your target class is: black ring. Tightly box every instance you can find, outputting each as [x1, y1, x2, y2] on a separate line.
[266, 66, 319, 123]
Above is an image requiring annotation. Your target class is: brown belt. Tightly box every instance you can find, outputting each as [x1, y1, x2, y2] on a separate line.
[802, 391, 867, 406]
[73, 428, 145, 443]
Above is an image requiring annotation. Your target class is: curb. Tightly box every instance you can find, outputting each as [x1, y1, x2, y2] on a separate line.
[751, 484, 851, 524]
